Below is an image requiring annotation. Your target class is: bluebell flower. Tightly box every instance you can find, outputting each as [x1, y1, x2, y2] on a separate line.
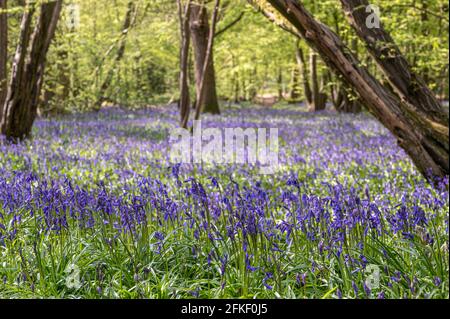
[363, 282, 371, 297]
[154, 231, 164, 241]
[434, 277, 442, 287]
[219, 255, 228, 276]
[263, 273, 273, 290]
[352, 281, 359, 297]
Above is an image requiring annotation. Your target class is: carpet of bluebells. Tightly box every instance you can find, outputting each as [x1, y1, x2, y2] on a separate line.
[0, 105, 448, 299]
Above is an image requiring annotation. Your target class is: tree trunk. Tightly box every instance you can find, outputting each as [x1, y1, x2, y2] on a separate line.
[178, 0, 192, 128]
[262, 0, 449, 180]
[190, 2, 220, 115]
[40, 32, 70, 116]
[295, 46, 312, 107]
[94, 1, 137, 110]
[295, 45, 326, 111]
[309, 51, 326, 111]
[234, 73, 240, 103]
[1, 1, 63, 141]
[0, 0, 7, 116]
[289, 63, 300, 101]
[418, 0, 430, 85]
[340, 0, 448, 128]
[332, 84, 362, 113]
[243, 74, 248, 101]
[340, 0, 449, 175]
[277, 68, 283, 100]
[249, 67, 257, 101]
[230, 53, 240, 103]
[2, 6, 36, 137]
[327, 70, 362, 114]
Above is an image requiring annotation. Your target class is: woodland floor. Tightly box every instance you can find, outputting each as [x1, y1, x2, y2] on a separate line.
[0, 104, 448, 299]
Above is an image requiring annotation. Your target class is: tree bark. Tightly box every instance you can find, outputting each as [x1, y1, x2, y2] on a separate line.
[178, 0, 192, 129]
[326, 70, 362, 114]
[340, 0, 448, 135]
[289, 62, 300, 101]
[340, 0, 449, 174]
[40, 42, 70, 116]
[295, 46, 312, 106]
[309, 51, 326, 111]
[262, 0, 449, 180]
[277, 67, 283, 100]
[249, 67, 257, 101]
[332, 83, 362, 113]
[295, 45, 326, 111]
[94, 1, 137, 110]
[0, 0, 7, 116]
[233, 65, 241, 103]
[1, 1, 62, 141]
[190, 1, 220, 116]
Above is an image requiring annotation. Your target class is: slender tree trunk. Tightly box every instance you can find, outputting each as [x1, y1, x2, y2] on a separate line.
[332, 83, 362, 113]
[0, 0, 7, 116]
[190, 1, 220, 116]
[330, 83, 343, 111]
[94, 1, 137, 110]
[1, 1, 63, 141]
[309, 51, 319, 109]
[309, 51, 326, 111]
[261, 0, 449, 180]
[418, 0, 430, 84]
[438, 65, 449, 101]
[234, 73, 240, 103]
[241, 77, 247, 101]
[289, 63, 300, 101]
[40, 31, 70, 115]
[178, 0, 192, 128]
[249, 67, 257, 101]
[277, 68, 283, 100]
[295, 46, 312, 107]
[296, 45, 326, 111]
[326, 70, 362, 114]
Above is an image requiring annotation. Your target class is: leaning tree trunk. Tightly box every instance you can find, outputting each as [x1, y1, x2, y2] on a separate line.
[0, 1, 62, 141]
[261, 0, 449, 180]
[329, 36, 362, 114]
[0, 0, 7, 116]
[340, 0, 448, 156]
[190, 2, 220, 115]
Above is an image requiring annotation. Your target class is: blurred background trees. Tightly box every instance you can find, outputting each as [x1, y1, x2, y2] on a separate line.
[0, 0, 448, 178]
[1, 0, 446, 115]
[0, 0, 449, 115]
